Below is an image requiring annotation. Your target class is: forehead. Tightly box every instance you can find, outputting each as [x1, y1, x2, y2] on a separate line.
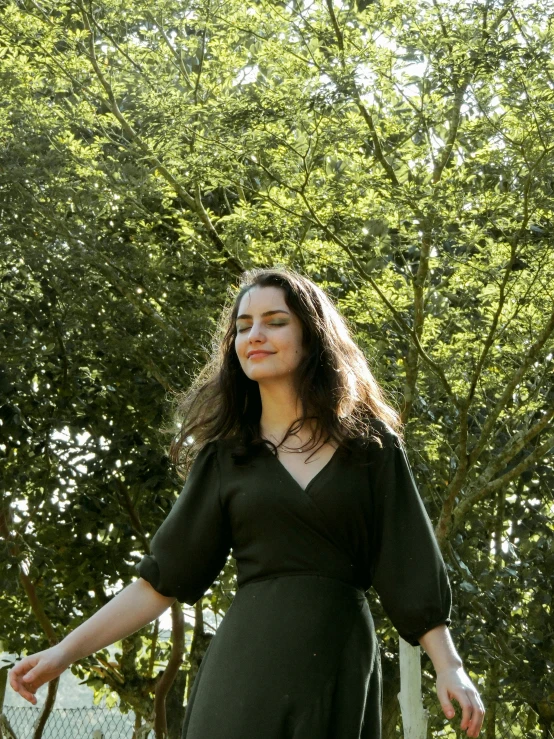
[236, 285, 287, 316]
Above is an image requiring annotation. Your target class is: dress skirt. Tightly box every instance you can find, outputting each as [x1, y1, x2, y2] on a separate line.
[181, 574, 382, 739]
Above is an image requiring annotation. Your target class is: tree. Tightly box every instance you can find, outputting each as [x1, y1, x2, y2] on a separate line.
[1, 0, 552, 735]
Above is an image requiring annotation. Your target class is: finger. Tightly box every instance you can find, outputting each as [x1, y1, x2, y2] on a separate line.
[8, 668, 18, 691]
[16, 679, 38, 705]
[436, 683, 456, 719]
[8, 667, 37, 705]
[459, 691, 474, 731]
[467, 693, 485, 737]
[11, 657, 37, 683]
[8, 667, 28, 692]
[24, 690, 38, 705]
[9, 660, 29, 677]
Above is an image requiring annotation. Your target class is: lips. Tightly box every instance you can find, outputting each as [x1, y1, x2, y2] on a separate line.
[248, 351, 274, 358]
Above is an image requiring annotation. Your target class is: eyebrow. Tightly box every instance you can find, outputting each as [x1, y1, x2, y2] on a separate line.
[236, 310, 290, 321]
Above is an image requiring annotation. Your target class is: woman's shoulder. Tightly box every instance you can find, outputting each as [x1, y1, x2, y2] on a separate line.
[196, 436, 237, 451]
[212, 435, 240, 451]
[356, 417, 401, 452]
[209, 435, 246, 460]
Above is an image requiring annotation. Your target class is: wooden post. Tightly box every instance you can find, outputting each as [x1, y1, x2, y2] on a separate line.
[398, 637, 429, 739]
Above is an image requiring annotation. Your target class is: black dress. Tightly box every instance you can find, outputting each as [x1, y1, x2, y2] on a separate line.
[135, 419, 452, 739]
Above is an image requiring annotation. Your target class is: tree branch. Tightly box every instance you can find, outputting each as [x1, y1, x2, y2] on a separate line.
[144, 11, 194, 90]
[453, 424, 554, 530]
[77, 1, 244, 275]
[468, 300, 554, 469]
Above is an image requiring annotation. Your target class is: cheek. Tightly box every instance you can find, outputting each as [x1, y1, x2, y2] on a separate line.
[235, 335, 248, 360]
[286, 330, 303, 354]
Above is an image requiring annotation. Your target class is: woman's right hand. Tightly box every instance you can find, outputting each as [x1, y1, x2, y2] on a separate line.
[8, 645, 70, 705]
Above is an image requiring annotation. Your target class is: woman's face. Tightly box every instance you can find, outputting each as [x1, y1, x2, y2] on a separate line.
[234, 285, 306, 383]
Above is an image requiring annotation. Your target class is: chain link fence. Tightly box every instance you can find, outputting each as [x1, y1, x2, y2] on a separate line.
[2, 699, 551, 739]
[0, 706, 146, 739]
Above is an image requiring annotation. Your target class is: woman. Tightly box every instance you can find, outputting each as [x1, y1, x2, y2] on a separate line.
[9, 267, 485, 737]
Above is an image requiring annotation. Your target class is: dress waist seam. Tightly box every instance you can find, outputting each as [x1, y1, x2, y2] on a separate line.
[237, 571, 367, 596]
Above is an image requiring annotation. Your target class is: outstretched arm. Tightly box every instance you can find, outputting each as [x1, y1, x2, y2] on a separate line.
[58, 577, 176, 663]
[9, 577, 175, 704]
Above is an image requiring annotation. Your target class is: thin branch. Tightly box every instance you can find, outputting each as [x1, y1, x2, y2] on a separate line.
[351, 96, 401, 186]
[432, 79, 471, 183]
[321, 0, 400, 185]
[76, 1, 244, 274]
[435, 295, 554, 544]
[508, 6, 554, 90]
[464, 244, 516, 411]
[209, 9, 315, 68]
[453, 425, 554, 530]
[87, 12, 159, 94]
[467, 280, 554, 470]
[401, 229, 432, 424]
[324, 0, 344, 52]
[144, 10, 194, 90]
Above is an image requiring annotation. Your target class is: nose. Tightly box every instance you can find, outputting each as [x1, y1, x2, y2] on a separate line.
[246, 322, 266, 341]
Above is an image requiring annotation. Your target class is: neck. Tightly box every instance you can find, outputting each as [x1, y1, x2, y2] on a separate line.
[257, 378, 313, 441]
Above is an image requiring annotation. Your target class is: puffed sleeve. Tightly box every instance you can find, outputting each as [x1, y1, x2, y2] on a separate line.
[135, 440, 231, 605]
[367, 423, 452, 646]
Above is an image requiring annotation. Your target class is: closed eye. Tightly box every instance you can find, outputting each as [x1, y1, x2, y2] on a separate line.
[237, 322, 287, 333]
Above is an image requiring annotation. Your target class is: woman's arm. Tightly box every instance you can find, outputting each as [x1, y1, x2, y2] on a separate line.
[418, 622, 462, 672]
[9, 578, 176, 704]
[418, 624, 485, 738]
[58, 577, 176, 663]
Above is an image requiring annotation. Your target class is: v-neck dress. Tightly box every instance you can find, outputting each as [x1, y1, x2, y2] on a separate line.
[135, 419, 452, 739]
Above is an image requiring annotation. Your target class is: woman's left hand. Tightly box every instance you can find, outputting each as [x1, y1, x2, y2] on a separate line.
[436, 665, 485, 737]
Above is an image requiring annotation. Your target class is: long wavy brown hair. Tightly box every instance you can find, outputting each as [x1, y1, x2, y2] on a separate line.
[164, 266, 404, 479]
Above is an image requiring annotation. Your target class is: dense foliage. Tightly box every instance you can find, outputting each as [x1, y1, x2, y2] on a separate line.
[1, 0, 553, 736]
